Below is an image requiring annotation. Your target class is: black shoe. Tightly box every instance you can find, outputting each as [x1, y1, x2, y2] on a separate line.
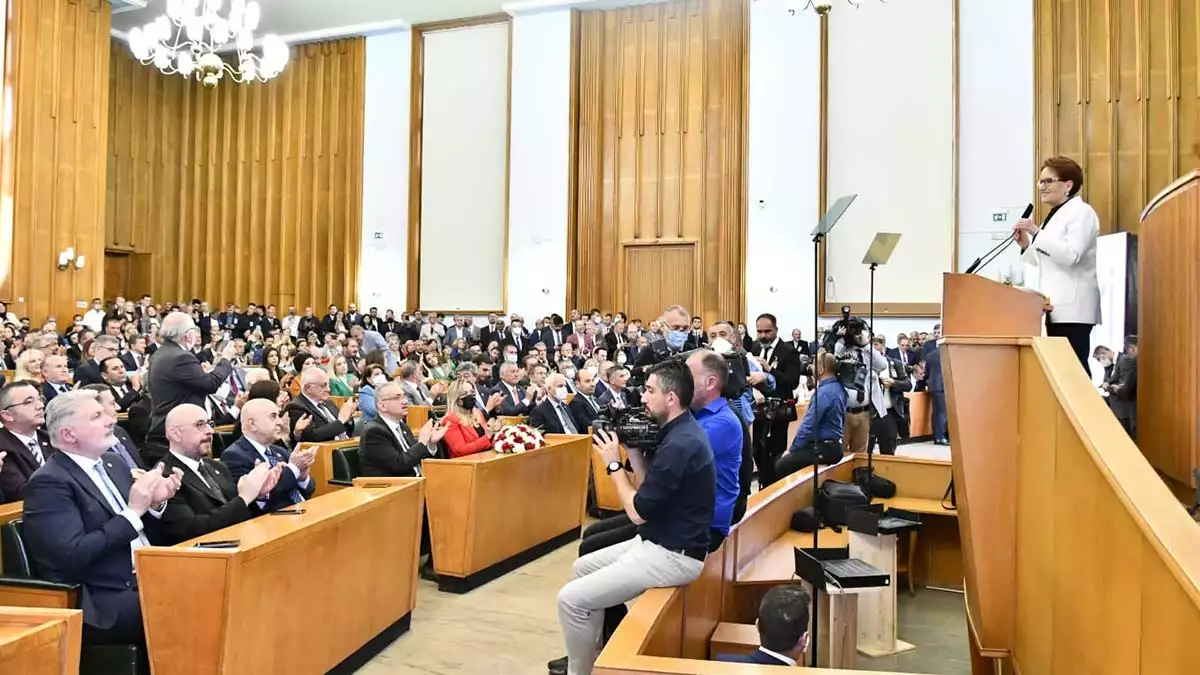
[419, 561, 438, 582]
[548, 656, 567, 674]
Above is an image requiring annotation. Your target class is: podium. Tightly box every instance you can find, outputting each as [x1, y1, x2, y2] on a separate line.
[1138, 171, 1200, 489]
[939, 273, 1044, 669]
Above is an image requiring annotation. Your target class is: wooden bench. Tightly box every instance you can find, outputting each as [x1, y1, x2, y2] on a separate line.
[0, 607, 82, 673]
[295, 439, 361, 497]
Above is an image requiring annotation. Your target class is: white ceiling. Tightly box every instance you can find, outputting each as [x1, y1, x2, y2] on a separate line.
[111, 0, 508, 40]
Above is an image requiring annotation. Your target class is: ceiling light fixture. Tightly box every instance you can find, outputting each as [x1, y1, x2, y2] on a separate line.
[126, 0, 289, 88]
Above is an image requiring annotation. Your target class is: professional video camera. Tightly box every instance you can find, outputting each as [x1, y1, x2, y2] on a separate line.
[821, 305, 870, 353]
[630, 346, 750, 401]
[593, 404, 660, 452]
[754, 396, 798, 423]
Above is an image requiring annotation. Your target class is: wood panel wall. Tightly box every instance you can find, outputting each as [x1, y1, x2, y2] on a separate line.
[571, 0, 746, 324]
[3, 0, 111, 324]
[1035, 0, 1200, 233]
[105, 38, 365, 311]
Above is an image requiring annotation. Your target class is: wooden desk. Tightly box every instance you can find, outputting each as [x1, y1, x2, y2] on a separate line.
[296, 439, 361, 497]
[0, 607, 82, 674]
[136, 480, 424, 675]
[407, 405, 432, 430]
[498, 415, 528, 426]
[422, 434, 590, 593]
[904, 392, 932, 439]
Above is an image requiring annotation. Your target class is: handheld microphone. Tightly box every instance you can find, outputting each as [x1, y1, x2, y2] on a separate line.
[965, 203, 1034, 275]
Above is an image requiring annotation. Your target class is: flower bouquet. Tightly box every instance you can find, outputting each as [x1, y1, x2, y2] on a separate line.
[493, 424, 547, 454]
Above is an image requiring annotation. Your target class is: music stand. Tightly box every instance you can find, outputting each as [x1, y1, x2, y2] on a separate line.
[804, 194, 856, 667]
[859, 233, 901, 484]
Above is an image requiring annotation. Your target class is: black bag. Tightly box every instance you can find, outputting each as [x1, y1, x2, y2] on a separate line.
[853, 467, 897, 499]
[815, 479, 870, 526]
[790, 506, 818, 533]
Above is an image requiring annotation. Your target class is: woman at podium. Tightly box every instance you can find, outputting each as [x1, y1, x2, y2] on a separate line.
[1013, 155, 1101, 374]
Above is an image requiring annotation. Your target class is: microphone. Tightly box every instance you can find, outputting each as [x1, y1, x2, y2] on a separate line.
[965, 203, 1033, 275]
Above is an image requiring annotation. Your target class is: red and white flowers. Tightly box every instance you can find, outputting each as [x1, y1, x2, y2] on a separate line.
[493, 424, 547, 454]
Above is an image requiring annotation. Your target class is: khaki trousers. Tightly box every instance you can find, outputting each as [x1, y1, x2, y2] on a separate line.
[844, 409, 871, 453]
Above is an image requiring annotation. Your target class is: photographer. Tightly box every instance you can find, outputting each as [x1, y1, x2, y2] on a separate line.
[749, 314, 802, 488]
[831, 318, 889, 454]
[776, 351, 847, 479]
[553, 360, 713, 675]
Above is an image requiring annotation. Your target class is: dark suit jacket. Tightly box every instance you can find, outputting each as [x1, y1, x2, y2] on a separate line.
[528, 399, 580, 435]
[1107, 353, 1137, 419]
[0, 428, 53, 503]
[41, 380, 72, 403]
[22, 451, 164, 630]
[501, 332, 533, 356]
[120, 351, 147, 373]
[286, 395, 354, 443]
[922, 342, 944, 393]
[146, 342, 233, 439]
[751, 339, 802, 403]
[220, 437, 315, 513]
[490, 382, 532, 416]
[715, 649, 792, 666]
[541, 327, 569, 349]
[111, 426, 146, 471]
[597, 387, 634, 410]
[358, 417, 432, 478]
[108, 384, 141, 414]
[479, 326, 503, 347]
[568, 393, 602, 432]
[159, 451, 254, 545]
[885, 347, 917, 368]
[73, 359, 104, 387]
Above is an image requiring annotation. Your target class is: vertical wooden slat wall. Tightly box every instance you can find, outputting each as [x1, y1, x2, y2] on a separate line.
[1035, 0, 1200, 233]
[4, 0, 111, 324]
[105, 37, 365, 312]
[571, 0, 746, 324]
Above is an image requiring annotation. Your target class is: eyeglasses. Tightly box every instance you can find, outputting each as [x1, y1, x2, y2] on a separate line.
[3, 396, 44, 410]
[1037, 178, 1064, 186]
[378, 396, 407, 404]
[192, 419, 214, 429]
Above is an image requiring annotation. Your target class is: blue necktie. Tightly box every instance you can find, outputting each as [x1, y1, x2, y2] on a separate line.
[91, 463, 150, 569]
[110, 443, 138, 471]
[264, 447, 305, 505]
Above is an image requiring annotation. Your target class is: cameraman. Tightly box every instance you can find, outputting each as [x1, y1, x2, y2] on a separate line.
[776, 351, 847, 478]
[832, 321, 889, 454]
[554, 360, 713, 675]
[686, 350, 745, 549]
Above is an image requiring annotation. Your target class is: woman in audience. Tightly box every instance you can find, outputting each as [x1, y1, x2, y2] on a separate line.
[334, 310, 349, 335]
[327, 354, 354, 397]
[138, 305, 160, 334]
[14, 348, 44, 383]
[262, 346, 284, 382]
[357, 363, 389, 424]
[737, 322, 754, 352]
[288, 353, 317, 398]
[423, 353, 449, 382]
[441, 379, 498, 458]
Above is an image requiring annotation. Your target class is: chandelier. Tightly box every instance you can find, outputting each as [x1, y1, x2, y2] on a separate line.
[126, 0, 289, 88]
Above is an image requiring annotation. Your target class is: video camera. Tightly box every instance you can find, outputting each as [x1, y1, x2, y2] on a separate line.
[593, 404, 660, 452]
[821, 305, 870, 353]
[754, 396, 799, 423]
[629, 345, 750, 401]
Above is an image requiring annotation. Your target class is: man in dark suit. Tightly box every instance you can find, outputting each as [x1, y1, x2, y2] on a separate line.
[221, 399, 317, 513]
[596, 366, 633, 410]
[479, 313, 503, 347]
[788, 329, 812, 357]
[80, 384, 146, 472]
[502, 319, 532, 356]
[541, 316, 570, 351]
[159, 403, 276, 544]
[359, 382, 446, 477]
[145, 312, 237, 455]
[345, 303, 362, 327]
[0, 381, 52, 503]
[73, 335, 120, 387]
[1103, 336, 1138, 438]
[321, 304, 340, 335]
[715, 585, 809, 666]
[120, 335, 149, 373]
[922, 326, 948, 445]
[568, 369, 603, 432]
[868, 341, 913, 456]
[491, 362, 539, 416]
[749, 313, 803, 488]
[99, 357, 141, 414]
[285, 368, 357, 443]
[886, 336, 918, 371]
[41, 353, 73, 403]
[529, 374, 583, 434]
[297, 306, 320, 338]
[22, 389, 182, 647]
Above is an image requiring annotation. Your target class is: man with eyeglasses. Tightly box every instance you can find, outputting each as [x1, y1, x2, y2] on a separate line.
[221, 399, 317, 513]
[158, 404, 279, 545]
[74, 335, 121, 387]
[0, 381, 52, 502]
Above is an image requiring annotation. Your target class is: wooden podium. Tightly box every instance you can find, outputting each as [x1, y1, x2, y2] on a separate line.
[939, 273, 1044, 670]
[1138, 171, 1200, 489]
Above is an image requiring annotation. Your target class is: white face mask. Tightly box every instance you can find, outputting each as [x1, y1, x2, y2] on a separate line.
[616, 353, 627, 364]
[555, 386, 570, 401]
[710, 337, 734, 355]
[563, 368, 576, 379]
[371, 375, 387, 387]
[504, 353, 518, 363]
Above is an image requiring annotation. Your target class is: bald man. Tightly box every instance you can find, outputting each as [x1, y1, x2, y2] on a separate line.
[220, 399, 316, 513]
[528, 373, 581, 435]
[159, 404, 279, 544]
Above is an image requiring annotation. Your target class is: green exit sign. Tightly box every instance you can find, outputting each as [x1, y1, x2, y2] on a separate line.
[992, 212, 1007, 222]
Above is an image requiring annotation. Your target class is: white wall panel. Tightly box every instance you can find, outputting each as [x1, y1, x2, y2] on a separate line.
[418, 22, 511, 312]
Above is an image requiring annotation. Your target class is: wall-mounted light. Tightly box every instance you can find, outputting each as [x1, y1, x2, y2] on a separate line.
[75, 255, 86, 270]
[57, 247, 75, 271]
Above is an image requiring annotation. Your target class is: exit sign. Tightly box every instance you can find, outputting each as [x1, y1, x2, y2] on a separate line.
[992, 212, 1007, 222]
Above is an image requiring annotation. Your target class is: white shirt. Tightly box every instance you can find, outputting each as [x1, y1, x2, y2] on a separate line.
[756, 647, 797, 667]
[9, 430, 43, 465]
[245, 436, 309, 485]
[169, 450, 213, 492]
[60, 449, 161, 569]
[82, 308, 106, 332]
[282, 314, 300, 337]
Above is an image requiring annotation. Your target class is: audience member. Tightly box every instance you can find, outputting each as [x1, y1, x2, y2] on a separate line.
[715, 585, 810, 666]
[0, 381, 51, 502]
[441, 379, 497, 458]
[221, 399, 316, 512]
[286, 367, 357, 443]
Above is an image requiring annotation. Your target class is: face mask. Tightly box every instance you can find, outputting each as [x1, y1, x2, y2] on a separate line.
[504, 353, 518, 363]
[616, 353, 627, 364]
[710, 337, 733, 355]
[563, 368, 576, 379]
[1100, 358, 1113, 367]
[371, 375, 387, 387]
[459, 394, 477, 409]
[555, 386, 570, 401]
[666, 330, 688, 349]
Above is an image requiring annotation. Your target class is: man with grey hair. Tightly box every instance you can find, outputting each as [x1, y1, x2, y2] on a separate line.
[145, 311, 238, 455]
[359, 381, 445, 478]
[528, 373, 581, 435]
[74, 335, 121, 387]
[222, 398, 316, 512]
[23, 389, 182, 647]
[286, 367, 357, 443]
[398, 360, 441, 406]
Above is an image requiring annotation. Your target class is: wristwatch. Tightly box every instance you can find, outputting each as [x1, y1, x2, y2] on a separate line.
[606, 460, 623, 475]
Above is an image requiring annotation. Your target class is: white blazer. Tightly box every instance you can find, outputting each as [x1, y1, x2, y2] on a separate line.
[1020, 196, 1102, 325]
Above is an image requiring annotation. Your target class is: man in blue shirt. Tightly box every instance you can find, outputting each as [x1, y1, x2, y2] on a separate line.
[777, 351, 847, 479]
[687, 350, 744, 549]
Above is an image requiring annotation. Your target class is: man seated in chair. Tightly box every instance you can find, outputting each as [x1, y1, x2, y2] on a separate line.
[528, 374, 583, 435]
[359, 382, 447, 477]
[715, 584, 810, 666]
[222, 399, 317, 513]
[285, 368, 357, 443]
[22, 390, 183, 649]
